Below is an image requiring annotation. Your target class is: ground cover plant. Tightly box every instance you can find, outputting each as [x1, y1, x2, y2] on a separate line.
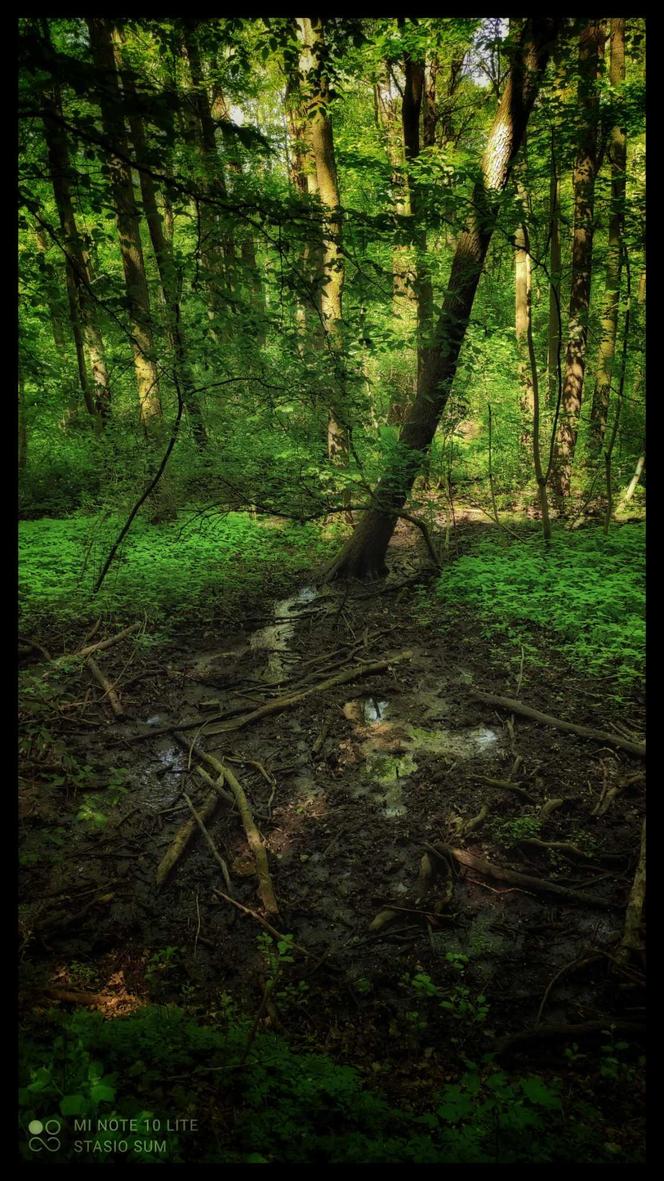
[432, 523, 645, 692]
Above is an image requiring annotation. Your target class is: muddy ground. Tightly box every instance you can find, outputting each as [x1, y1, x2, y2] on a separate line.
[19, 519, 646, 1151]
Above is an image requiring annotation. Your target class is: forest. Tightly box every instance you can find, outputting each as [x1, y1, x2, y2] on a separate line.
[18, 15, 645, 1165]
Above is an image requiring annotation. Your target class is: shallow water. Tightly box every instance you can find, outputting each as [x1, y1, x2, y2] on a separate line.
[249, 585, 319, 682]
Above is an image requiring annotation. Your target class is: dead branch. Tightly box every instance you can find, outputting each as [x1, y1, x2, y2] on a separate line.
[192, 750, 279, 915]
[63, 621, 142, 663]
[156, 782, 229, 887]
[183, 791, 234, 894]
[213, 888, 309, 957]
[130, 650, 412, 742]
[470, 689, 645, 758]
[86, 656, 125, 717]
[431, 845, 619, 910]
[497, 1019, 646, 1058]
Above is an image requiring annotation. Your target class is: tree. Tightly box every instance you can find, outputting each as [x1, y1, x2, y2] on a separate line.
[551, 19, 605, 502]
[41, 85, 111, 423]
[112, 24, 207, 448]
[326, 17, 559, 579]
[87, 16, 162, 430]
[295, 17, 348, 466]
[588, 18, 627, 455]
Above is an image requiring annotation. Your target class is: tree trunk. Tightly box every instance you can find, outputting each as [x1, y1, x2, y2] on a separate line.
[552, 19, 605, 502]
[112, 26, 207, 449]
[296, 17, 348, 466]
[41, 90, 111, 422]
[326, 18, 559, 579]
[18, 369, 27, 473]
[547, 137, 562, 406]
[402, 46, 436, 412]
[87, 17, 161, 429]
[182, 21, 235, 313]
[34, 226, 67, 351]
[518, 221, 552, 540]
[514, 220, 534, 443]
[588, 18, 626, 454]
[619, 451, 645, 507]
[284, 64, 322, 342]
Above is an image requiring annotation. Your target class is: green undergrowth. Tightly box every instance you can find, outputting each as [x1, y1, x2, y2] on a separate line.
[19, 1004, 639, 1164]
[429, 524, 644, 694]
[19, 510, 335, 637]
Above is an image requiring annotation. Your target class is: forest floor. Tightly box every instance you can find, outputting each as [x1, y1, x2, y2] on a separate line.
[18, 512, 646, 1163]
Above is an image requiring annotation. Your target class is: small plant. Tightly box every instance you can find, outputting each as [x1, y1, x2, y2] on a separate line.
[145, 946, 179, 992]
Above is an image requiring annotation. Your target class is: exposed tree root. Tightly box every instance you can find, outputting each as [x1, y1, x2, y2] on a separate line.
[476, 775, 536, 804]
[497, 1019, 646, 1058]
[535, 954, 602, 1025]
[617, 818, 646, 966]
[470, 688, 645, 757]
[515, 836, 609, 864]
[430, 845, 619, 910]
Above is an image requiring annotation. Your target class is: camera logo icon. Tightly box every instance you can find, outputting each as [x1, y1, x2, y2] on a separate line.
[28, 1118, 62, 1152]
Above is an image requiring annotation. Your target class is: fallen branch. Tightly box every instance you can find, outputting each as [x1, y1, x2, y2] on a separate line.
[192, 751, 279, 915]
[130, 650, 412, 742]
[213, 888, 309, 957]
[86, 656, 125, 717]
[156, 782, 229, 887]
[470, 689, 645, 758]
[184, 791, 234, 894]
[431, 845, 618, 910]
[497, 1019, 646, 1058]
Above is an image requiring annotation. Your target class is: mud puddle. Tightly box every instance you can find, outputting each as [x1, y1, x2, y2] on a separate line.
[343, 694, 501, 818]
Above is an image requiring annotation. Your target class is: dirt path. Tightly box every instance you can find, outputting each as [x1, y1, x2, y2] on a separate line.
[19, 526, 645, 1109]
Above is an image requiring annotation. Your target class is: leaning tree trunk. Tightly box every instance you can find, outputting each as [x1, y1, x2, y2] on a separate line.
[296, 16, 348, 466]
[552, 19, 605, 502]
[113, 26, 207, 449]
[588, 18, 627, 455]
[88, 17, 162, 430]
[326, 18, 559, 579]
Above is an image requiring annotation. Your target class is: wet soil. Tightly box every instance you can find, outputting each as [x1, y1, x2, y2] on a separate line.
[18, 519, 646, 1126]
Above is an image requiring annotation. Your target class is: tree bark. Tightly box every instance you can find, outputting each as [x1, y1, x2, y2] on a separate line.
[326, 18, 559, 579]
[87, 17, 161, 429]
[18, 369, 27, 472]
[517, 220, 552, 540]
[588, 18, 627, 454]
[296, 16, 348, 466]
[552, 19, 605, 501]
[112, 26, 207, 449]
[402, 42, 436, 415]
[182, 20, 235, 313]
[41, 89, 111, 422]
[547, 137, 562, 406]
